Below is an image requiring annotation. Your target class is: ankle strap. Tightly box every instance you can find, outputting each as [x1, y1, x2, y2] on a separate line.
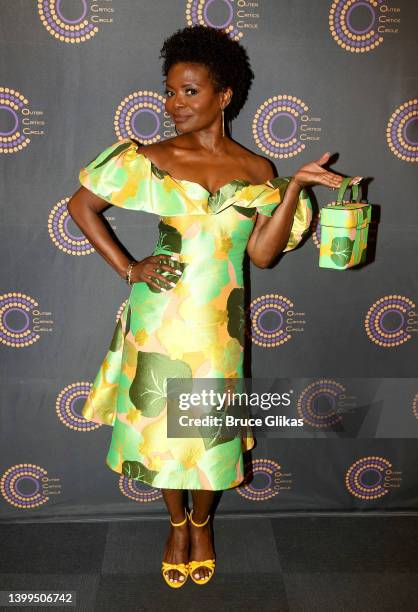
[188, 509, 210, 527]
[170, 509, 188, 527]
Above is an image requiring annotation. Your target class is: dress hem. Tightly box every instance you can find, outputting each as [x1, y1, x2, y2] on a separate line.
[104, 454, 254, 491]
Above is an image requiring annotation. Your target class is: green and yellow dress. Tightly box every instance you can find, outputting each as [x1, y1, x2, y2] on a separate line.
[79, 137, 312, 490]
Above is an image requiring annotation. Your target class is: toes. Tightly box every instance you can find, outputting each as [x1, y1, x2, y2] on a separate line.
[168, 569, 185, 583]
[193, 566, 210, 580]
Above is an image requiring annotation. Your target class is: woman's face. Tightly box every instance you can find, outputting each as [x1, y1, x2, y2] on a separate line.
[164, 61, 231, 133]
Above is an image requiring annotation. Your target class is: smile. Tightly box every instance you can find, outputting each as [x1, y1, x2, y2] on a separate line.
[173, 115, 192, 123]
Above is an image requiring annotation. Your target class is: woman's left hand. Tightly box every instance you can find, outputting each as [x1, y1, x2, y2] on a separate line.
[292, 152, 363, 189]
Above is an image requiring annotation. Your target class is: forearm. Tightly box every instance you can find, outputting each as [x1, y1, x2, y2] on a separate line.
[67, 198, 131, 279]
[248, 178, 303, 267]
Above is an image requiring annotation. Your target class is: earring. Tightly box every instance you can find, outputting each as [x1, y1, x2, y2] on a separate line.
[221, 108, 225, 137]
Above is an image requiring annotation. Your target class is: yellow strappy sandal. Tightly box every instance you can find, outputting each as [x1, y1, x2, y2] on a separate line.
[161, 509, 190, 588]
[187, 509, 216, 585]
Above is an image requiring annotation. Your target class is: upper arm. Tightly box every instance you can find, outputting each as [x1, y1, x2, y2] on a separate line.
[67, 185, 112, 215]
[246, 158, 281, 265]
[249, 155, 276, 232]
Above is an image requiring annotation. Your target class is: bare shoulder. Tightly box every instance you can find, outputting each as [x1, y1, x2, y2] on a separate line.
[228, 140, 276, 182]
[239, 146, 276, 183]
[252, 153, 276, 183]
[132, 137, 178, 168]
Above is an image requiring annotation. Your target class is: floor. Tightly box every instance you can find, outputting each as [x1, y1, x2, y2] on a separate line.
[0, 515, 417, 611]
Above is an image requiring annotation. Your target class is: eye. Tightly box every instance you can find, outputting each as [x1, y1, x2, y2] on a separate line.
[164, 87, 198, 98]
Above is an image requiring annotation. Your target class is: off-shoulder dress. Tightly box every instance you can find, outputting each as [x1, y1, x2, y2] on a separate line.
[78, 137, 312, 490]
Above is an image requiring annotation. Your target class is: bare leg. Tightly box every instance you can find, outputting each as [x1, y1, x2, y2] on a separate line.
[189, 490, 216, 581]
[161, 489, 189, 584]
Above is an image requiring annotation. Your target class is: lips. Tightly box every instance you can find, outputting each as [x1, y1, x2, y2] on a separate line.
[173, 115, 191, 122]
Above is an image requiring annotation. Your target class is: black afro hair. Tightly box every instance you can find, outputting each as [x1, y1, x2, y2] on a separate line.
[159, 25, 254, 121]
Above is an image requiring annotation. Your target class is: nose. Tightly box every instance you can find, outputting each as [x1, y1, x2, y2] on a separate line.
[173, 97, 186, 110]
[167, 91, 186, 108]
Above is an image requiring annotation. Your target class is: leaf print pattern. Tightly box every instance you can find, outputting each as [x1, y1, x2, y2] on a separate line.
[227, 288, 245, 347]
[79, 138, 313, 490]
[129, 351, 192, 417]
[330, 236, 354, 267]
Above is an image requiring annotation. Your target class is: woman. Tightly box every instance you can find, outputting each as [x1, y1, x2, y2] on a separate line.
[68, 25, 361, 588]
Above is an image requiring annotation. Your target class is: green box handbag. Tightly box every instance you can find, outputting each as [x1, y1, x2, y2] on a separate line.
[319, 176, 371, 270]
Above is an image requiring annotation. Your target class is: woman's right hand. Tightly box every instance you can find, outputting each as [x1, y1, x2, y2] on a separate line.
[129, 255, 181, 292]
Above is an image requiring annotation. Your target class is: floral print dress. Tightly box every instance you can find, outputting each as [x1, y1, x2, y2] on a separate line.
[78, 137, 312, 490]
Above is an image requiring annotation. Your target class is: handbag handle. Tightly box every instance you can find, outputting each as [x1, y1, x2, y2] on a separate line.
[336, 176, 361, 203]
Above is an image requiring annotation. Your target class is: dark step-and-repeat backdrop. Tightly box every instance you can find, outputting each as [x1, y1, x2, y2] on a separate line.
[1, 1, 417, 521]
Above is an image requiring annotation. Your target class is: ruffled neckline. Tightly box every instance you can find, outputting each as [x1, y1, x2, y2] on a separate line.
[79, 137, 312, 250]
[129, 138, 273, 200]
[81, 137, 303, 217]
